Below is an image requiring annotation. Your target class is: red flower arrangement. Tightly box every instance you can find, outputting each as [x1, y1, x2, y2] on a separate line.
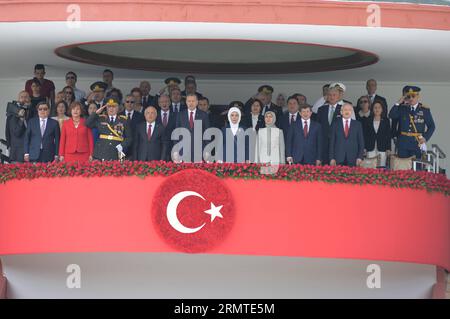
[0, 161, 449, 196]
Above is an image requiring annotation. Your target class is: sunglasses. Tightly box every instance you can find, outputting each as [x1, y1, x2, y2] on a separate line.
[125, 100, 135, 104]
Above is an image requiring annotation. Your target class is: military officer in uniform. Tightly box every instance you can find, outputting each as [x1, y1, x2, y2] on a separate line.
[157, 77, 181, 97]
[85, 97, 132, 161]
[81, 81, 108, 112]
[388, 85, 435, 160]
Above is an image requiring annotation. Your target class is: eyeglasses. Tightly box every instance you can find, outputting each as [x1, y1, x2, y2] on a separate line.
[125, 100, 135, 104]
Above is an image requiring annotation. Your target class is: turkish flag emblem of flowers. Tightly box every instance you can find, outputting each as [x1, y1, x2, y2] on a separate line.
[152, 169, 235, 253]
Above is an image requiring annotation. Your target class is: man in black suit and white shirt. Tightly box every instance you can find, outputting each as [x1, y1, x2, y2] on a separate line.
[316, 86, 343, 164]
[170, 87, 186, 113]
[329, 103, 365, 167]
[156, 94, 177, 161]
[286, 104, 322, 166]
[119, 94, 145, 159]
[24, 101, 60, 163]
[174, 93, 210, 162]
[133, 106, 168, 161]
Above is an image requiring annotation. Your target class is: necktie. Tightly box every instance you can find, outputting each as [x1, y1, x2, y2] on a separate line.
[143, 96, 147, 106]
[328, 106, 335, 125]
[147, 124, 152, 141]
[290, 114, 295, 125]
[110, 116, 114, 123]
[127, 112, 131, 120]
[40, 119, 45, 136]
[163, 112, 168, 127]
[303, 120, 308, 138]
[189, 111, 194, 129]
[344, 120, 349, 138]
[410, 106, 414, 113]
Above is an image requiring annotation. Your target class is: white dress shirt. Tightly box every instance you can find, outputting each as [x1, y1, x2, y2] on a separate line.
[288, 112, 298, 124]
[172, 102, 181, 112]
[125, 110, 134, 120]
[146, 121, 155, 136]
[342, 118, 351, 129]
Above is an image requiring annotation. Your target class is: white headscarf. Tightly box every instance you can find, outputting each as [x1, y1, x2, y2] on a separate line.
[227, 107, 241, 136]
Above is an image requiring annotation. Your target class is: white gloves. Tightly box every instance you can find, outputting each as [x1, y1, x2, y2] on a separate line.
[116, 144, 123, 153]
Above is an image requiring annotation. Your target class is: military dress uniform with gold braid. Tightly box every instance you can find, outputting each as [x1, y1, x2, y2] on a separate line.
[85, 112, 131, 161]
[388, 88, 435, 159]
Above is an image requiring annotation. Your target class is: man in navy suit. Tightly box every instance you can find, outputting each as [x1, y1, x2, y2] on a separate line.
[24, 101, 60, 163]
[174, 94, 210, 162]
[156, 94, 177, 161]
[170, 87, 187, 113]
[119, 94, 145, 159]
[133, 106, 169, 161]
[316, 86, 343, 164]
[329, 103, 365, 167]
[279, 96, 300, 142]
[286, 104, 322, 165]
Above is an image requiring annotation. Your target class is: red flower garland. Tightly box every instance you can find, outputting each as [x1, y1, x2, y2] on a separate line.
[0, 161, 449, 196]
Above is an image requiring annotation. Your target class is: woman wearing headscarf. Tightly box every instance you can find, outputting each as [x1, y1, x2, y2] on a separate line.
[256, 111, 285, 164]
[222, 107, 251, 163]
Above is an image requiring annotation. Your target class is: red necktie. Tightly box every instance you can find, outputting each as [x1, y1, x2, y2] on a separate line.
[290, 114, 295, 125]
[162, 112, 168, 127]
[303, 120, 308, 138]
[189, 111, 194, 129]
[344, 120, 349, 138]
[147, 124, 152, 141]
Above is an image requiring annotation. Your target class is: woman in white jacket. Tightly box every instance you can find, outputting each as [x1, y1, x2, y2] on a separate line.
[255, 111, 285, 164]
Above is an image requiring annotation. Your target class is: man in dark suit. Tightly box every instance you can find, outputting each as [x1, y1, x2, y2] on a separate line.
[329, 103, 365, 167]
[286, 104, 322, 165]
[139, 81, 156, 110]
[316, 86, 343, 164]
[119, 94, 145, 159]
[279, 96, 300, 142]
[170, 87, 187, 113]
[133, 106, 169, 161]
[258, 85, 283, 127]
[24, 101, 60, 163]
[181, 76, 203, 100]
[366, 79, 388, 116]
[156, 94, 177, 161]
[174, 93, 210, 162]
